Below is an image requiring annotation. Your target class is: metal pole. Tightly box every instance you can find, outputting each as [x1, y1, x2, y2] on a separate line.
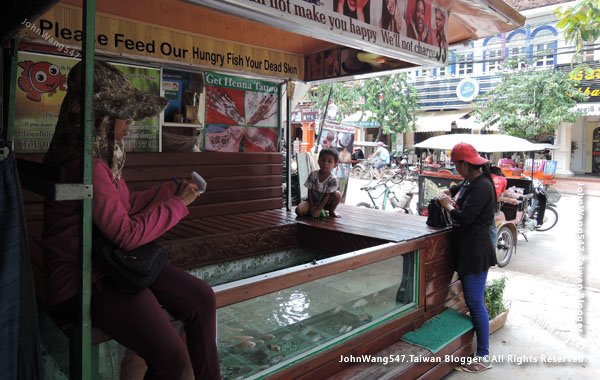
[285, 82, 292, 211]
[313, 84, 333, 154]
[76, 0, 95, 378]
[6, 37, 20, 148]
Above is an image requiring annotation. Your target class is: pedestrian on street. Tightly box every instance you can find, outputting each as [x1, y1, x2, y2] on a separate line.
[437, 142, 497, 373]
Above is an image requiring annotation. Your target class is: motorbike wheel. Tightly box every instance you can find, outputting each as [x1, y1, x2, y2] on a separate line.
[496, 226, 515, 267]
[534, 206, 558, 232]
[356, 202, 373, 209]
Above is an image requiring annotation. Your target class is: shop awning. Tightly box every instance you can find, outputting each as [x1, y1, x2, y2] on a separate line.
[415, 110, 471, 133]
[341, 111, 380, 128]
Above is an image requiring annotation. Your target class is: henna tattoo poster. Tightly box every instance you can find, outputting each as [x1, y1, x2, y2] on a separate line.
[204, 71, 280, 153]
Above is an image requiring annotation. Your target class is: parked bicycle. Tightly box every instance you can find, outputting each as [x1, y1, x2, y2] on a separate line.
[351, 158, 383, 180]
[356, 174, 418, 213]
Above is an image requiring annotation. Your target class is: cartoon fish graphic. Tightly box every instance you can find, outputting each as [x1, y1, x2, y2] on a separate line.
[18, 60, 67, 101]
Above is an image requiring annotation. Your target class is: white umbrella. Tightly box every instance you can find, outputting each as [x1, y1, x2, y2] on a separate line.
[414, 133, 547, 153]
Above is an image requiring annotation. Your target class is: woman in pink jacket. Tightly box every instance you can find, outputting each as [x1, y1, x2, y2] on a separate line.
[42, 61, 221, 380]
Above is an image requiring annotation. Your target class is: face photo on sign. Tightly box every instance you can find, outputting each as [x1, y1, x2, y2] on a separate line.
[334, 0, 371, 23]
[407, 0, 432, 44]
[337, 132, 354, 163]
[204, 125, 244, 152]
[431, 6, 448, 50]
[381, 0, 407, 35]
[205, 86, 245, 125]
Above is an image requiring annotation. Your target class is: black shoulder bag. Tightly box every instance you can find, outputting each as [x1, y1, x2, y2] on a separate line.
[92, 227, 167, 294]
[426, 198, 451, 228]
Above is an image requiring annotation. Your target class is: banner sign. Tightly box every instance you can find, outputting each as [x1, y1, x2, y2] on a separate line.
[204, 72, 280, 152]
[195, 0, 449, 67]
[319, 122, 355, 201]
[14, 51, 161, 153]
[20, 4, 304, 80]
[557, 61, 600, 103]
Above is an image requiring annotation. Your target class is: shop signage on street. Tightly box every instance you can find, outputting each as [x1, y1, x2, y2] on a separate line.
[196, 0, 450, 67]
[20, 4, 304, 80]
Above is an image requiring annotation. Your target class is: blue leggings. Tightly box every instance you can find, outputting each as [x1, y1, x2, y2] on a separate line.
[461, 272, 490, 357]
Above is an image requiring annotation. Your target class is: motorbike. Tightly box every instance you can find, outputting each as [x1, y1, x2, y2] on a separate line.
[495, 179, 559, 267]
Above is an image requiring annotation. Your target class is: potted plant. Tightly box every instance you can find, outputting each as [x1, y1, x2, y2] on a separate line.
[485, 276, 510, 334]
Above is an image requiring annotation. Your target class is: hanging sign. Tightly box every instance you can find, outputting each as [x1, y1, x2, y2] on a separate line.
[194, 0, 450, 67]
[19, 4, 304, 80]
[318, 121, 355, 201]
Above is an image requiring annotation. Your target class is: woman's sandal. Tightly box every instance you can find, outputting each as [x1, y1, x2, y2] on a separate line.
[459, 360, 493, 373]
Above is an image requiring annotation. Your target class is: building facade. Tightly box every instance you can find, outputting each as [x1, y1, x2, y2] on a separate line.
[405, 0, 599, 176]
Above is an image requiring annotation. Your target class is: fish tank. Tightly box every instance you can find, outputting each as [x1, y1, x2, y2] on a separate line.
[216, 249, 418, 379]
[39, 232, 418, 380]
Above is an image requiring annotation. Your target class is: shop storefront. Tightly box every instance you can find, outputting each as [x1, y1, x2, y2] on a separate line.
[557, 62, 600, 176]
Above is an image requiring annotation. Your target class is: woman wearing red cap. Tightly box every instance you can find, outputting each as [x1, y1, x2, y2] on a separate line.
[437, 143, 497, 372]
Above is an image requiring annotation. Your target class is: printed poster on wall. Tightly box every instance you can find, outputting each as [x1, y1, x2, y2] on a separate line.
[204, 71, 280, 153]
[14, 51, 161, 153]
[320, 122, 355, 202]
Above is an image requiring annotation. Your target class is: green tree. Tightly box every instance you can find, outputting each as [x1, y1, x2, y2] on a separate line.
[475, 67, 587, 140]
[554, 0, 600, 58]
[361, 74, 419, 141]
[309, 82, 360, 122]
[308, 73, 419, 142]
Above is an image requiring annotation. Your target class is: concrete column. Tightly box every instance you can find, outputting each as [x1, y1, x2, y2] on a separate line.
[554, 122, 574, 177]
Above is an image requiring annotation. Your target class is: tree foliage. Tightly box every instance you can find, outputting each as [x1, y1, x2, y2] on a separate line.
[474, 67, 587, 140]
[308, 73, 419, 141]
[554, 0, 600, 57]
[360, 74, 420, 140]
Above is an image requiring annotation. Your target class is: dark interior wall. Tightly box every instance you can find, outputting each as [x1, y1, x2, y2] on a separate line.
[1, 1, 60, 44]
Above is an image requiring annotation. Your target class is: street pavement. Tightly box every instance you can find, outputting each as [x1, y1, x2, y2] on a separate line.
[343, 175, 600, 378]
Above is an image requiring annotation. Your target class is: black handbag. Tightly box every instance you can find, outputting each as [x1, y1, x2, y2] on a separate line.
[426, 198, 451, 228]
[92, 227, 167, 294]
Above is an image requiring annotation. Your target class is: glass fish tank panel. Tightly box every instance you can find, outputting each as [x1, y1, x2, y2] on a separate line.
[217, 252, 417, 379]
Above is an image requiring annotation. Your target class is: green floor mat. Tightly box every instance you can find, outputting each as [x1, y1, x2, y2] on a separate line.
[401, 308, 473, 353]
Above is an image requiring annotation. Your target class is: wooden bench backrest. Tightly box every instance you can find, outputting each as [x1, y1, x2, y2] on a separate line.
[18, 151, 284, 239]
[124, 152, 283, 219]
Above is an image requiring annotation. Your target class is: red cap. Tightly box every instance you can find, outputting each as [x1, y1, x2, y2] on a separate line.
[451, 143, 489, 165]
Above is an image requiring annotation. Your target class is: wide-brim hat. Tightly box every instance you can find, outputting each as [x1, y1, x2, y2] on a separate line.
[68, 60, 168, 120]
[451, 142, 489, 165]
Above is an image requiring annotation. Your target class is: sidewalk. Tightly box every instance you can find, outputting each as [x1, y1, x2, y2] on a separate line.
[553, 175, 600, 197]
[444, 269, 600, 379]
